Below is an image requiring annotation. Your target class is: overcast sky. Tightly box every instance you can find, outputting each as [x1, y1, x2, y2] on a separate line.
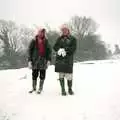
[0, 0, 120, 47]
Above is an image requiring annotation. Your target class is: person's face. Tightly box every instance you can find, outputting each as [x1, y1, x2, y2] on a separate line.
[38, 31, 45, 38]
[62, 28, 69, 36]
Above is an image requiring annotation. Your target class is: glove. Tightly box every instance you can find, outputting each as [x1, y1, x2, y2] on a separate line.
[28, 61, 32, 69]
[61, 49, 66, 57]
[47, 61, 51, 67]
[57, 48, 63, 56]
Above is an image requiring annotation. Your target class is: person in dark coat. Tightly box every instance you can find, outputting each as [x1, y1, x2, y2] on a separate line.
[28, 28, 51, 94]
[53, 25, 76, 96]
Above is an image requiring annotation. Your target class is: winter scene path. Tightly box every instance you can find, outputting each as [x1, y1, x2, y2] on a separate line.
[0, 60, 120, 120]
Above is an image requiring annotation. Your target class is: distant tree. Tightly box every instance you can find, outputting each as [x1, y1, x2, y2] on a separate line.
[69, 16, 98, 37]
[66, 16, 108, 61]
[114, 44, 120, 55]
[47, 30, 59, 47]
[0, 20, 34, 68]
[68, 16, 98, 51]
[0, 40, 4, 57]
[86, 35, 108, 60]
[47, 30, 59, 64]
[76, 34, 108, 61]
[107, 50, 112, 58]
[0, 20, 19, 57]
[0, 20, 20, 67]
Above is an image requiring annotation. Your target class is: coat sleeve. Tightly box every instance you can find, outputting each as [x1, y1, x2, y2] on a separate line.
[65, 37, 77, 56]
[28, 40, 35, 62]
[53, 38, 61, 52]
[46, 40, 52, 61]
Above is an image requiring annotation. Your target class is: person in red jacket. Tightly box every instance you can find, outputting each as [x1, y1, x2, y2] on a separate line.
[28, 29, 51, 94]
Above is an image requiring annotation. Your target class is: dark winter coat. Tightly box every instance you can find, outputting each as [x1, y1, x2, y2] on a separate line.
[28, 37, 51, 70]
[53, 35, 76, 73]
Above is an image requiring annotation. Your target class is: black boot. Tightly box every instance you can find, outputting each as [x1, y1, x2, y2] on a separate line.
[37, 79, 44, 94]
[59, 78, 67, 96]
[29, 80, 37, 93]
[67, 80, 74, 95]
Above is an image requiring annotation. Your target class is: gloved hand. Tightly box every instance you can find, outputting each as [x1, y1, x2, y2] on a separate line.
[28, 61, 32, 69]
[47, 61, 51, 67]
[57, 48, 67, 57]
[61, 49, 66, 57]
[57, 48, 63, 56]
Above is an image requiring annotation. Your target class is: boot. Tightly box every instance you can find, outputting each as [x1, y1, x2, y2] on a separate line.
[37, 79, 44, 94]
[29, 80, 37, 93]
[59, 78, 67, 96]
[67, 80, 74, 95]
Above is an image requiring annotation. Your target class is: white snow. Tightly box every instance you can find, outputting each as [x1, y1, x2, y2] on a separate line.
[0, 60, 120, 120]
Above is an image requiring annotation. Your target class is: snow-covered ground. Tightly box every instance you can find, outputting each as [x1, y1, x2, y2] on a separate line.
[0, 60, 120, 120]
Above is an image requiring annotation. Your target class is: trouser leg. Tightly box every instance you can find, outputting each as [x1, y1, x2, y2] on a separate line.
[29, 69, 39, 93]
[37, 69, 46, 94]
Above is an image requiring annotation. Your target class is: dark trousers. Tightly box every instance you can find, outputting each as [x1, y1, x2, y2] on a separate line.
[32, 69, 46, 90]
[32, 69, 46, 80]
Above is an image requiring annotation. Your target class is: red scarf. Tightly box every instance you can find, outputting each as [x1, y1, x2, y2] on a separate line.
[36, 37, 45, 57]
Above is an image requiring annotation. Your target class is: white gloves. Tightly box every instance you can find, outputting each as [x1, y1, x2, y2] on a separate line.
[47, 61, 51, 67]
[62, 49, 66, 57]
[28, 61, 32, 69]
[57, 48, 63, 56]
[57, 48, 66, 57]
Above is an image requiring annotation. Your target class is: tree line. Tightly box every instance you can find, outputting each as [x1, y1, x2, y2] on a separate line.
[0, 16, 115, 69]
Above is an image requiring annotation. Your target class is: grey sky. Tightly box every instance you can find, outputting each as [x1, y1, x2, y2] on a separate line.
[0, 0, 120, 46]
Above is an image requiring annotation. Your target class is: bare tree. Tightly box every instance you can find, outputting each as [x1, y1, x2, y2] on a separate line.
[68, 16, 98, 38]
[18, 26, 34, 54]
[0, 40, 4, 57]
[0, 20, 20, 57]
[114, 44, 120, 55]
[67, 16, 98, 51]
[0, 20, 34, 56]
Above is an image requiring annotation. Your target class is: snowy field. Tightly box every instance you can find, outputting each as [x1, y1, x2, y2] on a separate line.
[0, 60, 120, 120]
